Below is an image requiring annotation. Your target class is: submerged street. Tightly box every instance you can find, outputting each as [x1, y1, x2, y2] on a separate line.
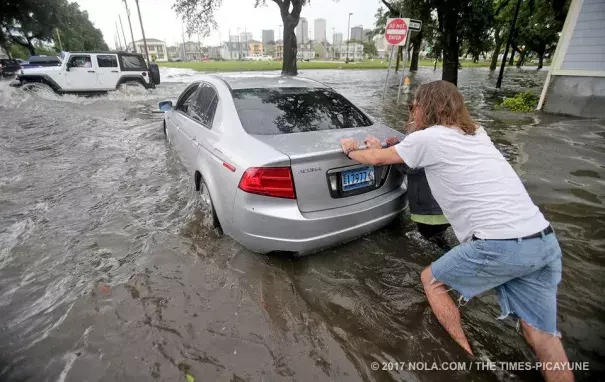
[0, 67, 603, 381]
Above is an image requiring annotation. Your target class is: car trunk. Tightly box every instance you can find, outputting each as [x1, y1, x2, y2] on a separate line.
[252, 125, 405, 213]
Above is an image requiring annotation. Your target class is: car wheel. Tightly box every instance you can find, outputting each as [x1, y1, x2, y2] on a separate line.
[199, 175, 222, 234]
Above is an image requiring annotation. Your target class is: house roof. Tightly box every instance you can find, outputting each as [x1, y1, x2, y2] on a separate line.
[133, 38, 165, 44]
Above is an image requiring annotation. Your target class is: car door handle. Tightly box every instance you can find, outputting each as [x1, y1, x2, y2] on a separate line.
[87, 70, 95, 73]
[111, 70, 118, 73]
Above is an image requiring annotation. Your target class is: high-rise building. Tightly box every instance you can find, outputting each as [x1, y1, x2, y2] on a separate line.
[314, 18, 326, 43]
[295, 17, 308, 43]
[229, 35, 239, 43]
[239, 32, 253, 43]
[262, 29, 275, 45]
[350, 25, 363, 42]
[333, 32, 343, 46]
[363, 29, 372, 42]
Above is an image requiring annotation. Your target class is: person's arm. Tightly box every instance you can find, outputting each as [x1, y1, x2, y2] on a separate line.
[347, 146, 404, 165]
[340, 136, 405, 166]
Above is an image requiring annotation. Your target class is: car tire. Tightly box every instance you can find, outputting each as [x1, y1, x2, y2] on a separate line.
[199, 175, 222, 234]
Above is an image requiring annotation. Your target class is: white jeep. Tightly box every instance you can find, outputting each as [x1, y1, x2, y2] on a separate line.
[10, 51, 160, 93]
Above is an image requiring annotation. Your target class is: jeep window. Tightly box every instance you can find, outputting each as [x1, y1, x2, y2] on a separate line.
[69, 55, 92, 68]
[120, 55, 147, 70]
[97, 55, 118, 68]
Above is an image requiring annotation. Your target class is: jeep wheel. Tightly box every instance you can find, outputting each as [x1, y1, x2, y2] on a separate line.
[119, 80, 145, 90]
[21, 82, 54, 94]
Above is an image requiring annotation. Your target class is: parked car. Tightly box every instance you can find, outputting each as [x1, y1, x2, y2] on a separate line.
[0, 59, 22, 77]
[158, 74, 407, 255]
[15, 58, 29, 66]
[22, 55, 62, 68]
[11, 51, 160, 93]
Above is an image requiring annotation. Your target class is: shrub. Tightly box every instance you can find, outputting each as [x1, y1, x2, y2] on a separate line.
[499, 91, 538, 112]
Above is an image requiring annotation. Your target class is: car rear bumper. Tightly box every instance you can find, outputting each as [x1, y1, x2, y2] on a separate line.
[229, 186, 407, 255]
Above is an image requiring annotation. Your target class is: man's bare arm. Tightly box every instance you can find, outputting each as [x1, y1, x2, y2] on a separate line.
[348, 146, 405, 166]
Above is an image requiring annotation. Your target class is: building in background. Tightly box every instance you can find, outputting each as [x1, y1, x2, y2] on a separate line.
[262, 29, 275, 45]
[207, 46, 222, 60]
[538, 0, 605, 118]
[333, 32, 343, 46]
[374, 35, 387, 58]
[350, 26, 363, 42]
[229, 35, 239, 43]
[221, 41, 249, 60]
[248, 40, 263, 56]
[296, 17, 309, 43]
[314, 18, 326, 43]
[239, 32, 253, 43]
[180, 41, 203, 61]
[333, 42, 363, 61]
[128, 38, 167, 62]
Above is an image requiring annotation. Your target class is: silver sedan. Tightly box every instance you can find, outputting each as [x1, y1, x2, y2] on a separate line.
[159, 74, 407, 255]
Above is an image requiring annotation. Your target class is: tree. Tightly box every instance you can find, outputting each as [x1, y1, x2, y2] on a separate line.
[56, 1, 108, 52]
[461, 0, 494, 63]
[363, 40, 378, 57]
[173, 0, 309, 75]
[0, 0, 62, 55]
[372, 0, 484, 85]
[1, 0, 108, 56]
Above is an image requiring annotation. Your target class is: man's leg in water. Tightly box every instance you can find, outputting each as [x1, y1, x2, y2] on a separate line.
[521, 321, 574, 382]
[421, 266, 473, 355]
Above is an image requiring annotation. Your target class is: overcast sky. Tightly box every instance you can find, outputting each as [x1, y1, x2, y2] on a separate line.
[75, 0, 382, 48]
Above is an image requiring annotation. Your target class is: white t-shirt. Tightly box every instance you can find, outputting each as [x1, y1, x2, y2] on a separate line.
[394, 125, 549, 242]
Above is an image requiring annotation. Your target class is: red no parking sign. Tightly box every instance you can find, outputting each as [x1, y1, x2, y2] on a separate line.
[384, 18, 410, 46]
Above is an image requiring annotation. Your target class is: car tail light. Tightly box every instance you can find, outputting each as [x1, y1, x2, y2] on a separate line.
[238, 167, 296, 199]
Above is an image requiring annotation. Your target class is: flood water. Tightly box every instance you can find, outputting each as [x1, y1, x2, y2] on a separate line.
[1, 67, 603, 382]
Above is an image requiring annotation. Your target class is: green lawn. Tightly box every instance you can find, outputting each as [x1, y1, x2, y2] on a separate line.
[158, 59, 496, 72]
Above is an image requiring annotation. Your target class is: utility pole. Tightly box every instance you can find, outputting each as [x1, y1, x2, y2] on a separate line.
[55, 29, 63, 51]
[228, 29, 232, 60]
[119, 15, 129, 52]
[237, 28, 242, 59]
[133, 0, 150, 64]
[346, 13, 352, 63]
[244, 26, 249, 57]
[181, 23, 186, 60]
[497, 0, 522, 88]
[332, 27, 335, 60]
[122, 0, 137, 53]
[115, 22, 123, 50]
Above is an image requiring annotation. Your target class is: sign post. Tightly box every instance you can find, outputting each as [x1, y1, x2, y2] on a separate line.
[382, 18, 410, 99]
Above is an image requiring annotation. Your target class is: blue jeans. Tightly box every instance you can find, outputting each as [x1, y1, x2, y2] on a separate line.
[431, 231, 563, 336]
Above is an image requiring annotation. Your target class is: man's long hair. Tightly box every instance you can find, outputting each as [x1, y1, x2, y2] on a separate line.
[406, 80, 478, 135]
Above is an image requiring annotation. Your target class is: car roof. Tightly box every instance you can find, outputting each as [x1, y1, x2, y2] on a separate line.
[213, 73, 329, 90]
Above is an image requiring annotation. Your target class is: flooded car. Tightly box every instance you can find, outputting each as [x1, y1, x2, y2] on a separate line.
[0, 67, 603, 381]
[161, 74, 407, 255]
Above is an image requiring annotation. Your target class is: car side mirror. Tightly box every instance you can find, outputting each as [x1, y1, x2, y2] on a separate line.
[158, 100, 173, 111]
[65, 62, 72, 71]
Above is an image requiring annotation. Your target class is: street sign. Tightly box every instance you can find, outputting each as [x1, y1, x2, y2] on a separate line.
[384, 18, 410, 46]
[409, 19, 422, 32]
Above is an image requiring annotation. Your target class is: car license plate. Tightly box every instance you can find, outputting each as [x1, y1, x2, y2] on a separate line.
[341, 166, 375, 191]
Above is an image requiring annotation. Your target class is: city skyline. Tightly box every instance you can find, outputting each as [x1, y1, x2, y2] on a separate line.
[74, 0, 378, 49]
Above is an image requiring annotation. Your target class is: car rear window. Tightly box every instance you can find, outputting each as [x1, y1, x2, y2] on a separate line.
[119, 55, 147, 70]
[0, 59, 19, 65]
[231, 87, 372, 135]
